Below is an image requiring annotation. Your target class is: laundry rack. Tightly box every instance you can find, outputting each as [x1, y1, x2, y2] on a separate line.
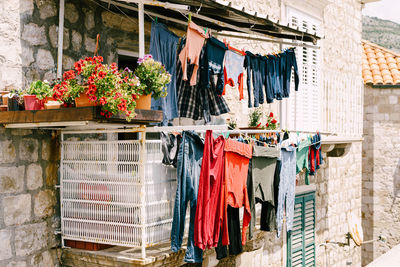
[60, 126, 177, 258]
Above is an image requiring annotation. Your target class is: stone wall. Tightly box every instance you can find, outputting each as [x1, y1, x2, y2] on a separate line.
[362, 85, 400, 265]
[0, 126, 60, 266]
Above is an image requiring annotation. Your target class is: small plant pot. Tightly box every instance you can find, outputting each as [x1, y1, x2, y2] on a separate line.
[75, 94, 97, 107]
[2, 94, 10, 106]
[44, 101, 61, 110]
[7, 95, 20, 111]
[136, 94, 151, 110]
[24, 95, 44, 110]
[0, 105, 7, 111]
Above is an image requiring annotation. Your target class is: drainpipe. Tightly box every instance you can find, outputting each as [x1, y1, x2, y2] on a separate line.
[57, 0, 65, 79]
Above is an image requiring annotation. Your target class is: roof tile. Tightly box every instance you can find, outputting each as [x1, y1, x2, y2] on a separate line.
[362, 40, 400, 86]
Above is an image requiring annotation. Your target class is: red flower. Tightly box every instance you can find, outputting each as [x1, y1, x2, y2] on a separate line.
[88, 95, 97, 102]
[74, 60, 83, 74]
[266, 122, 269, 128]
[271, 119, 277, 124]
[99, 96, 107, 105]
[132, 94, 137, 100]
[94, 56, 103, 63]
[269, 112, 274, 118]
[63, 70, 76, 80]
[256, 122, 261, 128]
[98, 71, 107, 79]
[111, 62, 117, 70]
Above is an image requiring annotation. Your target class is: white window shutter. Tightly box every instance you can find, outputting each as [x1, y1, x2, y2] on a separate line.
[283, 8, 321, 132]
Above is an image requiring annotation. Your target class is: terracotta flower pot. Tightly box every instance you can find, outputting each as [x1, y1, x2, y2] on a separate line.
[24, 95, 44, 110]
[135, 94, 151, 110]
[75, 93, 97, 107]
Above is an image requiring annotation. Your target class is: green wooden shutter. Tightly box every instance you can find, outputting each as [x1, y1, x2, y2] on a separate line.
[287, 191, 315, 267]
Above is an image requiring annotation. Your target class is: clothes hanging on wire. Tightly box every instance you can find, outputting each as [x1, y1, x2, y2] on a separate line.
[194, 130, 226, 250]
[179, 21, 209, 86]
[171, 131, 204, 263]
[309, 133, 323, 176]
[296, 137, 311, 184]
[176, 39, 230, 122]
[223, 50, 245, 98]
[276, 139, 297, 238]
[160, 131, 181, 167]
[149, 22, 180, 125]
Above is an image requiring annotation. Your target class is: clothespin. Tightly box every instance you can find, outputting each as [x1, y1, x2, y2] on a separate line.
[204, 27, 208, 34]
[188, 13, 192, 23]
[155, 16, 158, 23]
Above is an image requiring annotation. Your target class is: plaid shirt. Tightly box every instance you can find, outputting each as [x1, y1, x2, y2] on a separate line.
[176, 40, 230, 122]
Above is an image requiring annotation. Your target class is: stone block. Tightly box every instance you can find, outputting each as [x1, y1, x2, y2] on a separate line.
[84, 9, 95, 30]
[0, 166, 25, 193]
[0, 229, 12, 260]
[3, 194, 31, 226]
[65, 3, 79, 23]
[84, 35, 96, 53]
[21, 46, 34, 67]
[22, 23, 46, 46]
[63, 55, 75, 71]
[72, 30, 82, 51]
[36, 49, 55, 70]
[0, 140, 16, 163]
[35, 0, 57, 19]
[389, 95, 398, 104]
[27, 163, 43, 190]
[15, 222, 48, 256]
[20, 0, 34, 15]
[19, 138, 38, 162]
[34, 189, 55, 218]
[6, 261, 27, 267]
[30, 250, 54, 267]
[43, 71, 57, 82]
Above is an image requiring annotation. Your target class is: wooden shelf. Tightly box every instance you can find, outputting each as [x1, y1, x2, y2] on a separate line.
[0, 107, 163, 125]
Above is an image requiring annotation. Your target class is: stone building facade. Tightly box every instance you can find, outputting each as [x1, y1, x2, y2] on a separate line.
[0, 0, 365, 266]
[0, 127, 60, 266]
[362, 41, 400, 265]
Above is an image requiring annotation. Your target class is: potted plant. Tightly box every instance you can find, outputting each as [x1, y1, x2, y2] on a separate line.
[54, 56, 142, 121]
[134, 54, 171, 109]
[24, 80, 52, 110]
[265, 112, 279, 130]
[7, 89, 24, 111]
[247, 108, 263, 128]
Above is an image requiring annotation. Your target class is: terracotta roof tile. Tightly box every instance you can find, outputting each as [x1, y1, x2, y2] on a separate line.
[362, 40, 400, 86]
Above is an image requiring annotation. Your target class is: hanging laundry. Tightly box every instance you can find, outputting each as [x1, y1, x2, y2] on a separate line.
[249, 146, 280, 232]
[222, 139, 253, 246]
[179, 21, 209, 86]
[194, 130, 226, 251]
[245, 51, 263, 107]
[149, 22, 180, 125]
[160, 131, 181, 168]
[296, 137, 311, 184]
[176, 39, 230, 122]
[200, 37, 227, 95]
[223, 49, 245, 99]
[276, 139, 297, 237]
[309, 133, 323, 176]
[215, 206, 242, 259]
[171, 131, 204, 263]
[282, 48, 299, 98]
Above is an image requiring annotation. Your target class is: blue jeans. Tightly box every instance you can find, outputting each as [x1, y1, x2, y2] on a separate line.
[276, 146, 296, 237]
[171, 131, 204, 262]
[149, 22, 179, 125]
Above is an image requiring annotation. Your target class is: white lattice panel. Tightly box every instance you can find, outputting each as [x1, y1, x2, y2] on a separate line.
[60, 130, 177, 257]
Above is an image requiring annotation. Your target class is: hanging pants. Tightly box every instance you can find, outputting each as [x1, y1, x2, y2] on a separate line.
[276, 146, 296, 237]
[149, 22, 180, 125]
[215, 206, 242, 260]
[171, 131, 204, 263]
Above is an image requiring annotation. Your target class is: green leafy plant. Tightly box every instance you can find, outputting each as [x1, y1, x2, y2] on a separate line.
[226, 117, 237, 130]
[265, 112, 279, 130]
[248, 108, 263, 127]
[134, 54, 171, 99]
[27, 80, 52, 100]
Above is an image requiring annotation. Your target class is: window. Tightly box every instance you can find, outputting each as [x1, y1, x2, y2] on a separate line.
[287, 191, 316, 267]
[282, 8, 321, 132]
[117, 49, 139, 71]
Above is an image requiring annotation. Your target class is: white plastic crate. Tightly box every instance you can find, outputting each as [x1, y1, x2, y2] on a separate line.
[60, 129, 176, 258]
